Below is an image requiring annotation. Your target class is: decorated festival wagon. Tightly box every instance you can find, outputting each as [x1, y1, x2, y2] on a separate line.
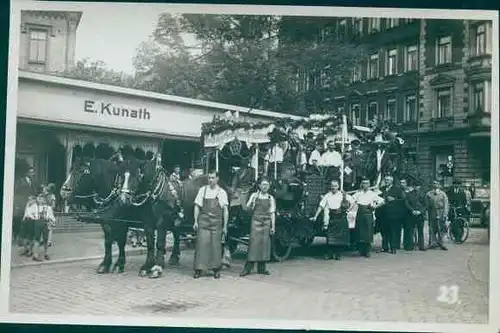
[201, 111, 407, 261]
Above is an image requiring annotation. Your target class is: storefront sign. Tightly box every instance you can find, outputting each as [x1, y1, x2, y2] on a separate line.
[17, 75, 278, 140]
[84, 100, 151, 121]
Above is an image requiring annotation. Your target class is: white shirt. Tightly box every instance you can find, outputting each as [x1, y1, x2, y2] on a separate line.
[265, 146, 284, 163]
[319, 150, 343, 167]
[353, 190, 385, 207]
[319, 191, 354, 210]
[23, 202, 56, 222]
[194, 185, 229, 208]
[246, 192, 276, 213]
[308, 150, 322, 165]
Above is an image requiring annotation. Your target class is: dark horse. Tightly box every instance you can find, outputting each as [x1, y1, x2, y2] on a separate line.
[60, 157, 130, 273]
[118, 157, 232, 278]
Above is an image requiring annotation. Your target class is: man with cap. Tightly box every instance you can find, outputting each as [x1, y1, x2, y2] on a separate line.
[426, 179, 449, 250]
[379, 175, 405, 254]
[446, 178, 469, 220]
[403, 178, 427, 251]
[319, 140, 343, 182]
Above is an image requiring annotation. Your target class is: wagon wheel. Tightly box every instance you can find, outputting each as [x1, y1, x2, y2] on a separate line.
[299, 235, 315, 247]
[272, 229, 293, 262]
[226, 237, 239, 255]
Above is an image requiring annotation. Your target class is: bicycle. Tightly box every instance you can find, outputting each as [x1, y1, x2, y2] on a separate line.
[444, 206, 470, 244]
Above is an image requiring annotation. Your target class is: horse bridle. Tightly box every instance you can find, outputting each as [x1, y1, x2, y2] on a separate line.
[72, 166, 123, 207]
[128, 166, 167, 207]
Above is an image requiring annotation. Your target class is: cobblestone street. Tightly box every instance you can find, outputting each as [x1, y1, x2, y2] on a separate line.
[9, 227, 489, 324]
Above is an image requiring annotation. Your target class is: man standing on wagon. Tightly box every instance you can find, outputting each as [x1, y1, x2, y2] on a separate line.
[193, 170, 229, 279]
[311, 180, 354, 260]
[240, 177, 276, 276]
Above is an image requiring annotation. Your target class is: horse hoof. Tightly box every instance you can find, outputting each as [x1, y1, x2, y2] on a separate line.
[149, 271, 162, 279]
[139, 270, 148, 277]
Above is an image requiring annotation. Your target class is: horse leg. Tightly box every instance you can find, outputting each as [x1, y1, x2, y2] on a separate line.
[139, 225, 155, 277]
[168, 227, 181, 265]
[97, 224, 113, 274]
[150, 216, 166, 279]
[112, 225, 128, 274]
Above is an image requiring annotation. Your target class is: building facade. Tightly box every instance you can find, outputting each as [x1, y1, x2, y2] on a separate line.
[327, 17, 492, 186]
[19, 10, 81, 73]
[16, 11, 297, 198]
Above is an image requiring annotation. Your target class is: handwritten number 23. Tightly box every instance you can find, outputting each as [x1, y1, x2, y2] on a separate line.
[437, 285, 460, 304]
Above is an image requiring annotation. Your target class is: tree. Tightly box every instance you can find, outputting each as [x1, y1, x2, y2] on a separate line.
[132, 14, 368, 114]
[58, 58, 136, 88]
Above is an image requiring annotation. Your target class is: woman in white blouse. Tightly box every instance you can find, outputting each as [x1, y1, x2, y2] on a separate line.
[311, 180, 354, 260]
[352, 177, 384, 257]
[240, 177, 276, 276]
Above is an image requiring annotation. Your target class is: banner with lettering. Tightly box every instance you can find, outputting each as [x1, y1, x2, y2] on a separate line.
[204, 126, 271, 148]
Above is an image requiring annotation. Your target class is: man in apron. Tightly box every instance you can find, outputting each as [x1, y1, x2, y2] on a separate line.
[352, 178, 384, 257]
[193, 171, 229, 279]
[240, 177, 276, 276]
[311, 180, 354, 260]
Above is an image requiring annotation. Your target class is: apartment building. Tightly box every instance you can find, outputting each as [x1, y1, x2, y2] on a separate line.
[328, 17, 492, 186]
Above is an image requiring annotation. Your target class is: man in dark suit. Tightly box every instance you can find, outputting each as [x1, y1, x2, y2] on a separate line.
[379, 175, 405, 254]
[446, 178, 468, 213]
[13, 166, 37, 245]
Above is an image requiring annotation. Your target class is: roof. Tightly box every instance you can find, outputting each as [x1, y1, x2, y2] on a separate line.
[18, 70, 302, 122]
[23, 11, 83, 29]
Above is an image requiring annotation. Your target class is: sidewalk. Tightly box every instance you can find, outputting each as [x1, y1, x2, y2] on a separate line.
[10, 231, 176, 268]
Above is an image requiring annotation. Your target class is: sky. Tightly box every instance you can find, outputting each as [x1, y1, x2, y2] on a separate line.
[74, 6, 188, 75]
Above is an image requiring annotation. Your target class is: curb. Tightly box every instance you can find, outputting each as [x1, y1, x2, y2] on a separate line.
[11, 245, 187, 269]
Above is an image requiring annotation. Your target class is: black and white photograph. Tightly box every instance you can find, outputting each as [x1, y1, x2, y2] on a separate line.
[2, 1, 498, 332]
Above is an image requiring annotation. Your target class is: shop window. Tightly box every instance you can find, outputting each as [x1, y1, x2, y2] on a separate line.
[28, 29, 48, 64]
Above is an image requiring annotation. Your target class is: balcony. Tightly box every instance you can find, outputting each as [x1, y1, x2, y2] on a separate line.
[429, 116, 454, 131]
[465, 54, 492, 80]
[466, 109, 491, 129]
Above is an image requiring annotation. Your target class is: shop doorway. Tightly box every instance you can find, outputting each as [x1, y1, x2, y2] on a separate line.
[161, 139, 200, 177]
